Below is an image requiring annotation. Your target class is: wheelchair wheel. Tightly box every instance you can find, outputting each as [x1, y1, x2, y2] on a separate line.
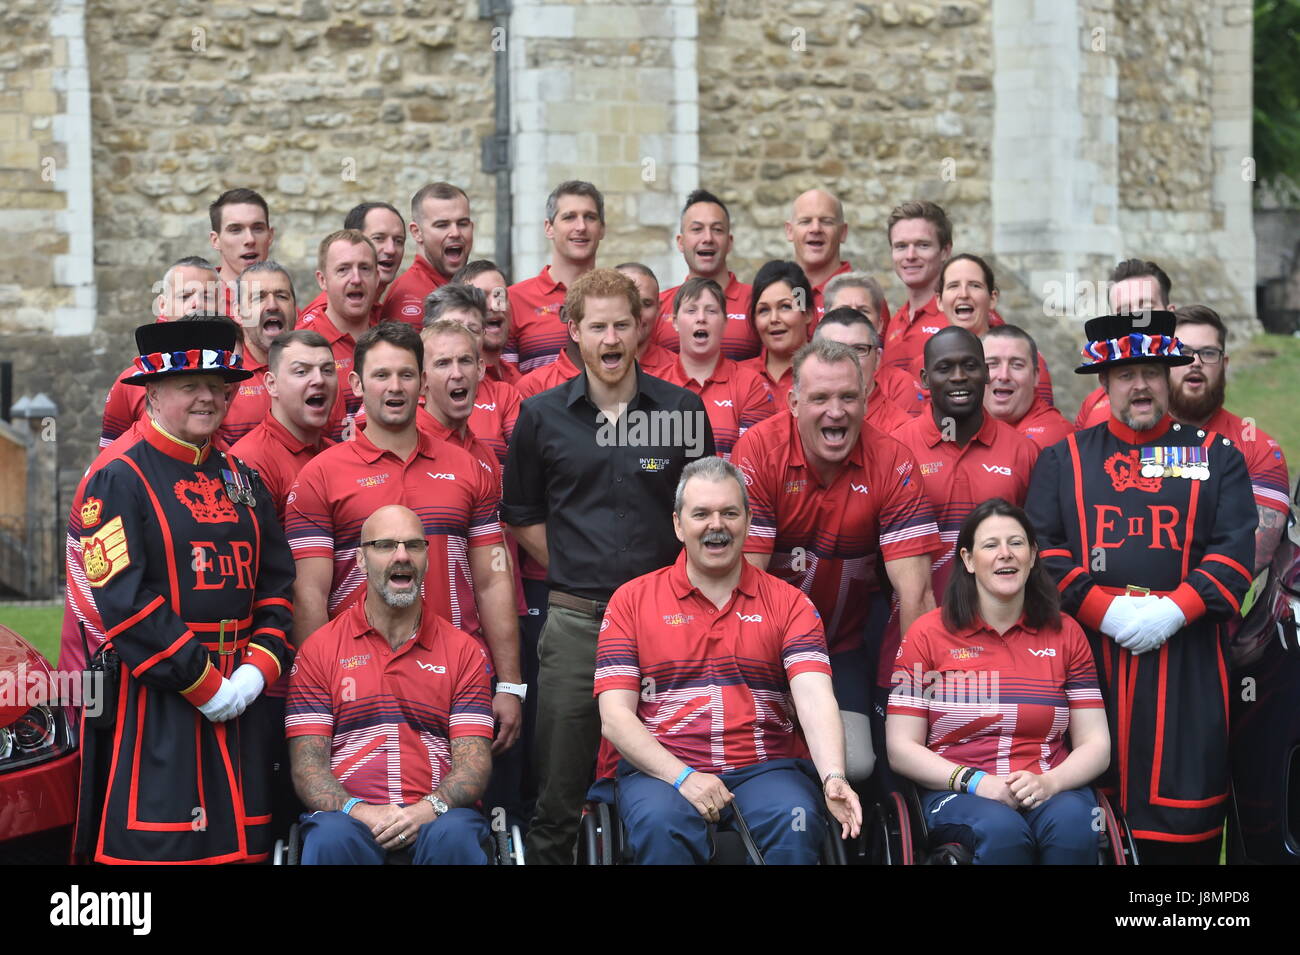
[866, 791, 914, 865]
[286, 823, 301, 866]
[494, 828, 512, 865]
[1095, 790, 1137, 866]
[579, 802, 618, 865]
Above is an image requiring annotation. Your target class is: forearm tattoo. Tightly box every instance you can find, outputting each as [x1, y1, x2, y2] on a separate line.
[433, 736, 492, 809]
[289, 735, 350, 812]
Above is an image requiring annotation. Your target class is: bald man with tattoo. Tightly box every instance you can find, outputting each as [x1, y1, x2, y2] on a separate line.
[286, 504, 497, 864]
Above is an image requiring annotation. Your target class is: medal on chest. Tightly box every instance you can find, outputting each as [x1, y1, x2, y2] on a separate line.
[1139, 446, 1209, 481]
[220, 467, 257, 506]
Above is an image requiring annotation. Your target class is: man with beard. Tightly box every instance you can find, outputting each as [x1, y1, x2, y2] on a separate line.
[454, 259, 521, 386]
[287, 504, 496, 865]
[1025, 310, 1256, 864]
[221, 260, 301, 446]
[981, 324, 1075, 448]
[732, 339, 941, 796]
[507, 180, 605, 375]
[654, 190, 759, 361]
[785, 188, 856, 326]
[1166, 305, 1290, 572]
[299, 201, 406, 326]
[209, 188, 275, 317]
[502, 268, 714, 864]
[593, 456, 861, 864]
[299, 229, 382, 429]
[380, 183, 473, 328]
[99, 256, 221, 447]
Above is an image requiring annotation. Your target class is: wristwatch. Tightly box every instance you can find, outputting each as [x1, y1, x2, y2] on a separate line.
[424, 794, 449, 818]
[495, 682, 528, 701]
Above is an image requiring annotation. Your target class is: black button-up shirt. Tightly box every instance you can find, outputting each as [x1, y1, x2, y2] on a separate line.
[502, 364, 716, 602]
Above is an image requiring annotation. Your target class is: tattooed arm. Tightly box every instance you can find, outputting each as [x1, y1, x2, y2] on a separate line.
[289, 735, 349, 812]
[432, 736, 493, 809]
[1255, 505, 1287, 574]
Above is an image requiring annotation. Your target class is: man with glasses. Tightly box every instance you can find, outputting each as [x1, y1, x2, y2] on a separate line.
[1168, 306, 1290, 572]
[287, 504, 496, 864]
[813, 306, 913, 434]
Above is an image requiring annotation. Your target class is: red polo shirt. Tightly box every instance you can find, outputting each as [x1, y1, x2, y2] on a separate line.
[655, 356, 777, 457]
[218, 358, 271, 446]
[637, 340, 676, 378]
[865, 388, 915, 434]
[229, 412, 336, 521]
[883, 296, 947, 372]
[379, 256, 450, 330]
[739, 352, 795, 412]
[889, 607, 1102, 776]
[653, 272, 758, 361]
[1202, 407, 1291, 515]
[1075, 385, 1110, 430]
[285, 598, 494, 805]
[594, 550, 831, 774]
[506, 266, 570, 374]
[467, 376, 521, 468]
[100, 364, 146, 448]
[516, 346, 582, 400]
[1010, 398, 1075, 449]
[298, 307, 370, 433]
[732, 413, 942, 656]
[810, 260, 853, 330]
[484, 358, 523, 387]
[892, 412, 1040, 595]
[284, 424, 503, 635]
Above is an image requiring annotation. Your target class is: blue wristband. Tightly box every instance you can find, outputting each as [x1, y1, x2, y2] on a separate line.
[342, 797, 363, 816]
[965, 771, 986, 795]
[673, 768, 695, 790]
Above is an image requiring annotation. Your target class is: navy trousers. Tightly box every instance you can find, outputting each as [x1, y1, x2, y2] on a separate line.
[299, 807, 492, 865]
[611, 758, 826, 865]
[919, 785, 1098, 865]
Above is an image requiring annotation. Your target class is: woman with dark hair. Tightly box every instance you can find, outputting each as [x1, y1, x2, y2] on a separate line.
[886, 498, 1111, 864]
[739, 260, 815, 409]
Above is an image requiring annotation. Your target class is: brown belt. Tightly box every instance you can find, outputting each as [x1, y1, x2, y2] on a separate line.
[548, 591, 609, 617]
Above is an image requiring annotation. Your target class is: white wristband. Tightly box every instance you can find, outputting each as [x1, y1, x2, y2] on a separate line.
[495, 682, 527, 701]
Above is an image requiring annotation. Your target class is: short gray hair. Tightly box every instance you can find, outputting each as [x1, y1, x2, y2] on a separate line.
[423, 283, 487, 327]
[824, 271, 887, 322]
[239, 259, 296, 305]
[792, 339, 864, 394]
[673, 456, 749, 516]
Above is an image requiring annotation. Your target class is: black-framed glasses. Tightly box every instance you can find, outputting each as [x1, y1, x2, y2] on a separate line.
[1186, 347, 1224, 364]
[359, 538, 430, 554]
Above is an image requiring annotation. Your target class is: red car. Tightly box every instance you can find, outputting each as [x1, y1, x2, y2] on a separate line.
[0, 624, 79, 863]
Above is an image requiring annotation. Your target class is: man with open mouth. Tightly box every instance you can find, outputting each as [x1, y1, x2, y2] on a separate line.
[219, 260, 302, 447]
[731, 338, 942, 810]
[1026, 308, 1257, 865]
[208, 187, 275, 320]
[654, 189, 759, 361]
[507, 180, 606, 375]
[785, 188, 858, 330]
[381, 183, 474, 330]
[299, 201, 407, 329]
[298, 229, 383, 432]
[981, 324, 1075, 450]
[454, 259, 522, 387]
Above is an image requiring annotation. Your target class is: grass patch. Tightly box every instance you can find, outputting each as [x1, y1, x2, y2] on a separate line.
[0, 605, 63, 665]
[1226, 333, 1300, 489]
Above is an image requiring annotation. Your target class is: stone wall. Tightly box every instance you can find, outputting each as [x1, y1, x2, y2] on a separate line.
[698, 0, 994, 297]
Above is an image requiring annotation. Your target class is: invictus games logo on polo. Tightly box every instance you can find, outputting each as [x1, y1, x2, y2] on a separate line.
[595, 406, 709, 458]
[890, 664, 1000, 712]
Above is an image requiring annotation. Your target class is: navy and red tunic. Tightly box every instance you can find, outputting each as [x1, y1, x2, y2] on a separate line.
[70, 420, 294, 864]
[1025, 414, 1255, 844]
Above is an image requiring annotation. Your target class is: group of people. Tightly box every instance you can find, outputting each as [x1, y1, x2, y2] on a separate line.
[57, 178, 1290, 865]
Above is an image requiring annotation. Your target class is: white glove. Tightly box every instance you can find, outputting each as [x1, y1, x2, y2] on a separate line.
[1113, 596, 1186, 655]
[229, 663, 266, 710]
[197, 677, 246, 723]
[1099, 595, 1156, 638]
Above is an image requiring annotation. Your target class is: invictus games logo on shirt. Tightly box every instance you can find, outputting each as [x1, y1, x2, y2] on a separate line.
[640, 458, 670, 472]
[662, 613, 694, 626]
[920, 462, 943, 476]
[596, 405, 709, 458]
[339, 654, 371, 670]
[783, 479, 807, 494]
[949, 645, 985, 661]
[356, 472, 391, 488]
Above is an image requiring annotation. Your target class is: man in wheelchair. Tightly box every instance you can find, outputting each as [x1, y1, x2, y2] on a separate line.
[592, 457, 861, 864]
[285, 505, 496, 864]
